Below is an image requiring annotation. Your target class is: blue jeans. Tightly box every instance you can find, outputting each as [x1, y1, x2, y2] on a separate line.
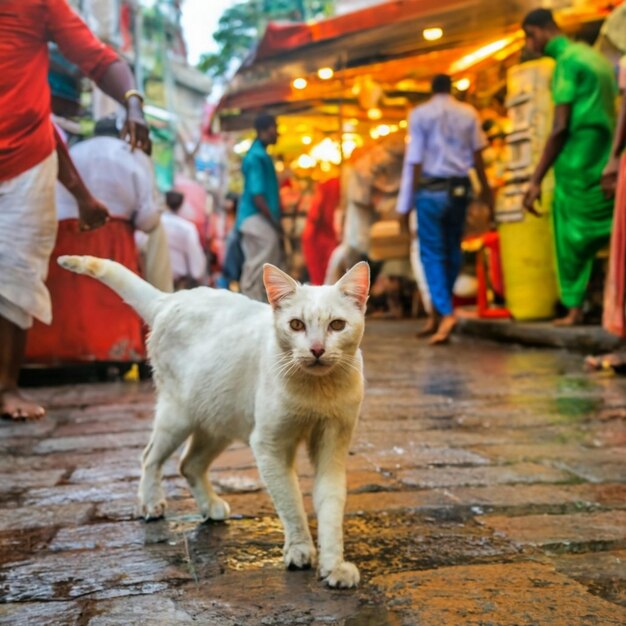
[416, 189, 469, 316]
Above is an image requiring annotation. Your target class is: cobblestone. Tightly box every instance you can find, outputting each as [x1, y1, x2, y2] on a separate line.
[1, 320, 625, 624]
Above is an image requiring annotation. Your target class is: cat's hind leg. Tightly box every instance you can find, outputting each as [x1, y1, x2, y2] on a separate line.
[139, 401, 192, 520]
[180, 431, 231, 521]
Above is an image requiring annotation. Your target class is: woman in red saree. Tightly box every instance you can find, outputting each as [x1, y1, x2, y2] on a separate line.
[301, 177, 340, 285]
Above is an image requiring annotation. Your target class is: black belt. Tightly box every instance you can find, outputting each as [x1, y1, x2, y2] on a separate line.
[420, 176, 471, 191]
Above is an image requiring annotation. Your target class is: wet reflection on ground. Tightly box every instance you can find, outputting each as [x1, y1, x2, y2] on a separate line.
[1, 320, 625, 624]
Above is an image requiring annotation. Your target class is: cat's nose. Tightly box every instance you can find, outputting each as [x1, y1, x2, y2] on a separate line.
[310, 347, 325, 359]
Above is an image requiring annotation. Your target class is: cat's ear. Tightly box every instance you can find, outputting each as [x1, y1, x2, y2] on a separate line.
[336, 261, 370, 309]
[263, 264, 299, 309]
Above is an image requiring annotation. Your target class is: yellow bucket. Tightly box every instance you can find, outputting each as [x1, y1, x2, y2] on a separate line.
[497, 59, 559, 320]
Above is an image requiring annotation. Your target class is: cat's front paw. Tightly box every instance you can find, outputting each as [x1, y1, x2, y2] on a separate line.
[320, 561, 360, 589]
[201, 496, 231, 522]
[284, 541, 317, 570]
[137, 498, 166, 521]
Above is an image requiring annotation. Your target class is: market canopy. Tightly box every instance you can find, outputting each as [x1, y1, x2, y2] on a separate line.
[218, 0, 618, 131]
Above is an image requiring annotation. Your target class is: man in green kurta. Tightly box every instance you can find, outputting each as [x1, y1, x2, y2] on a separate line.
[522, 8, 617, 325]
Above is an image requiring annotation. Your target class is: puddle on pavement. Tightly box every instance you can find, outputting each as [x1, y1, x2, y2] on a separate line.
[344, 605, 402, 626]
[553, 396, 605, 420]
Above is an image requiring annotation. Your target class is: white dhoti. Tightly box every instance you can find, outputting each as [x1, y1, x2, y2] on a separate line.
[0, 152, 58, 329]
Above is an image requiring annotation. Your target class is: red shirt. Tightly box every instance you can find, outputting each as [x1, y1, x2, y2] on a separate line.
[0, 0, 119, 182]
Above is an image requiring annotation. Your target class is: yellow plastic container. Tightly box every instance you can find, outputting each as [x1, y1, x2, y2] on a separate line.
[497, 59, 559, 321]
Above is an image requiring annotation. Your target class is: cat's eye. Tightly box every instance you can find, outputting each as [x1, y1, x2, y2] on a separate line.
[290, 319, 305, 331]
[329, 319, 346, 332]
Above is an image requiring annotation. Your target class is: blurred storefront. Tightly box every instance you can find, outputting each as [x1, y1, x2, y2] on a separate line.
[216, 0, 621, 310]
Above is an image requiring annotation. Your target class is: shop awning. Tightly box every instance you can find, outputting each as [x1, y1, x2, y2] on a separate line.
[218, 0, 619, 130]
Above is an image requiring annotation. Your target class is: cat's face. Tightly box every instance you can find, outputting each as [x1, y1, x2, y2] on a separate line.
[264, 263, 370, 378]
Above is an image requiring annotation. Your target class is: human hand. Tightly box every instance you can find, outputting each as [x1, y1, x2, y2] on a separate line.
[399, 211, 410, 233]
[78, 196, 110, 232]
[275, 221, 286, 239]
[601, 157, 619, 199]
[121, 96, 150, 152]
[522, 181, 543, 217]
[480, 187, 495, 214]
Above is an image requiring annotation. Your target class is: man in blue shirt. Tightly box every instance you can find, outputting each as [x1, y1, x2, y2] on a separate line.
[238, 113, 285, 301]
[407, 74, 492, 344]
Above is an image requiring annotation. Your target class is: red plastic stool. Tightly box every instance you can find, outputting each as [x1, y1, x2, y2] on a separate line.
[463, 231, 510, 319]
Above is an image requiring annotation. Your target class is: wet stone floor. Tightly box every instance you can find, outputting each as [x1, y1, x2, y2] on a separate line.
[1, 319, 626, 625]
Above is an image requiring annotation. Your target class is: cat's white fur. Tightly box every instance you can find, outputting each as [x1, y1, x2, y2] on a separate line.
[58, 255, 369, 589]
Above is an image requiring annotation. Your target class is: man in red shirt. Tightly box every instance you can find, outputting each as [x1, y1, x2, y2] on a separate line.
[0, 0, 150, 420]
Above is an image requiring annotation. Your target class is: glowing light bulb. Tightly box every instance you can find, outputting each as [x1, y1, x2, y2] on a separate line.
[423, 27, 443, 42]
[317, 67, 334, 80]
[367, 108, 383, 120]
[302, 135, 312, 145]
[455, 77, 471, 91]
[293, 77, 308, 90]
[297, 154, 315, 169]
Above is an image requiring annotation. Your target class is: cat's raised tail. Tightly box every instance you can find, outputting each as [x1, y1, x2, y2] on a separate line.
[58, 255, 163, 325]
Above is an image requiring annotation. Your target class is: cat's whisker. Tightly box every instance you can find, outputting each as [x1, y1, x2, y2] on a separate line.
[274, 354, 299, 379]
[272, 352, 294, 368]
[337, 358, 362, 377]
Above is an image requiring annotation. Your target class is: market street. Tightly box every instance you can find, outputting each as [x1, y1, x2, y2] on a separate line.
[1, 320, 625, 625]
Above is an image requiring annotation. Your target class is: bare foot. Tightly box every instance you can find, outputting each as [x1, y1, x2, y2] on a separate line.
[0, 388, 46, 421]
[554, 308, 583, 327]
[416, 316, 438, 338]
[429, 315, 457, 345]
[585, 353, 625, 372]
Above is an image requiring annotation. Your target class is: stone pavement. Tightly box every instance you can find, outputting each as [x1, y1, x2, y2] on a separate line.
[1, 319, 626, 625]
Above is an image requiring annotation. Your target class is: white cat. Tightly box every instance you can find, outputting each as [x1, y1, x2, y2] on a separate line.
[58, 255, 369, 589]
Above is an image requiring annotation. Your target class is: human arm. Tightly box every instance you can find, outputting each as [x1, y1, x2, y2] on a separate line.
[400, 163, 422, 232]
[97, 63, 149, 152]
[252, 194, 284, 235]
[411, 163, 423, 195]
[473, 149, 494, 212]
[601, 61, 626, 198]
[407, 109, 424, 197]
[46, 0, 148, 151]
[522, 104, 571, 215]
[54, 126, 109, 231]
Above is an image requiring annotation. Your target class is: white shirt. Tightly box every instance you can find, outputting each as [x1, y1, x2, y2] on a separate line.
[161, 211, 206, 281]
[56, 136, 161, 233]
[407, 94, 487, 178]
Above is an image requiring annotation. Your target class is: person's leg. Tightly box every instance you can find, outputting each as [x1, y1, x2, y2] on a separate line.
[443, 196, 469, 295]
[240, 215, 279, 302]
[426, 195, 469, 344]
[409, 208, 433, 320]
[552, 191, 612, 326]
[0, 152, 57, 419]
[417, 190, 451, 339]
[0, 316, 44, 419]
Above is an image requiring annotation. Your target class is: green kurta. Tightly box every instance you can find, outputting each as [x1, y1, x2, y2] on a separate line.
[545, 35, 617, 308]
